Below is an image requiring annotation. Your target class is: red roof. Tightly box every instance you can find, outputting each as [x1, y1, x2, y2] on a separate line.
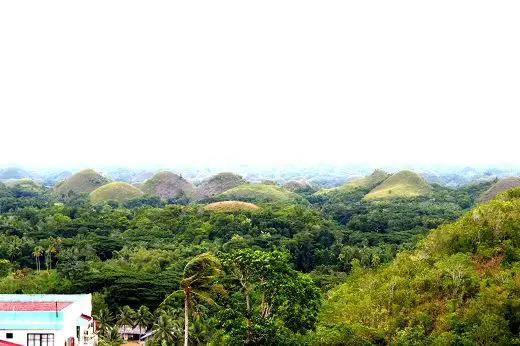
[80, 313, 92, 320]
[0, 302, 72, 311]
[0, 340, 23, 346]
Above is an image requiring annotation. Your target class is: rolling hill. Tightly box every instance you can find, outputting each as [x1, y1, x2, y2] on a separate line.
[90, 182, 144, 203]
[345, 169, 389, 190]
[204, 201, 261, 212]
[314, 169, 389, 196]
[317, 188, 520, 345]
[479, 177, 520, 202]
[3, 179, 44, 192]
[196, 172, 246, 198]
[282, 179, 313, 193]
[52, 169, 110, 200]
[219, 183, 302, 203]
[364, 170, 432, 199]
[140, 171, 195, 199]
[42, 171, 72, 186]
[0, 167, 32, 180]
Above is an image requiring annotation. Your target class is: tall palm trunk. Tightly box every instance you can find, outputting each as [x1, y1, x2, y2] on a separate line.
[244, 289, 252, 343]
[184, 289, 189, 346]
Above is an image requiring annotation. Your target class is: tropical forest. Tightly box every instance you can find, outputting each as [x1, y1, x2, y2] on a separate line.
[0, 165, 519, 345]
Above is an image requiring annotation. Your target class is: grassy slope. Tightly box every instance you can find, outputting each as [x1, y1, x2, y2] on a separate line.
[220, 183, 302, 203]
[140, 171, 195, 199]
[53, 169, 109, 198]
[315, 169, 389, 196]
[90, 182, 144, 203]
[196, 172, 246, 198]
[204, 201, 261, 212]
[3, 179, 44, 192]
[283, 180, 312, 193]
[480, 177, 520, 202]
[364, 170, 432, 200]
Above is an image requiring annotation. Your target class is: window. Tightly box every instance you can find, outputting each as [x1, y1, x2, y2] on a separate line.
[27, 334, 54, 346]
[6, 333, 13, 339]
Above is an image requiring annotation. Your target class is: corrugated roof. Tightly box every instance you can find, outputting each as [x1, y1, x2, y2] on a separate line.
[119, 326, 144, 334]
[0, 302, 72, 311]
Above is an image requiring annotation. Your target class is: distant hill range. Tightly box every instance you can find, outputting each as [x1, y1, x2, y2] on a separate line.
[0, 167, 32, 180]
[4, 165, 520, 205]
[313, 169, 433, 200]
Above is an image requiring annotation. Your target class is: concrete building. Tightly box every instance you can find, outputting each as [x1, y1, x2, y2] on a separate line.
[0, 294, 97, 346]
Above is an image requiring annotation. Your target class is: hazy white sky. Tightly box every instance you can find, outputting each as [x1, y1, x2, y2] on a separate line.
[1, 1, 519, 167]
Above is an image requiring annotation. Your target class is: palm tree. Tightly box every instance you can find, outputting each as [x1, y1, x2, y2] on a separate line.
[100, 326, 123, 346]
[116, 305, 135, 329]
[93, 308, 113, 337]
[163, 252, 223, 346]
[134, 305, 153, 337]
[32, 246, 44, 272]
[152, 313, 181, 345]
[189, 319, 207, 346]
[45, 237, 61, 270]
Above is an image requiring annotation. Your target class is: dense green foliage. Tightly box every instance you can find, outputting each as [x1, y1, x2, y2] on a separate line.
[0, 170, 514, 344]
[316, 188, 520, 345]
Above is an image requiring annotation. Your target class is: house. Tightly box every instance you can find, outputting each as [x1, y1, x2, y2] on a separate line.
[118, 326, 143, 341]
[0, 294, 97, 346]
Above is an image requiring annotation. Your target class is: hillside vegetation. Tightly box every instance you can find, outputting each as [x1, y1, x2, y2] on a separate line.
[480, 177, 520, 202]
[196, 172, 246, 198]
[346, 169, 389, 190]
[219, 183, 303, 203]
[316, 188, 520, 345]
[42, 171, 72, 186]
[315, 169, 389, 196]
[140, 171, 194, 199]
[0, 166, 517, 345]
[90, 182, 144, 203]
[52, 169, 109, 200]
[283, 179, 313, 193]
[4, 179, 44, 193]
[364, 170, 432, 200]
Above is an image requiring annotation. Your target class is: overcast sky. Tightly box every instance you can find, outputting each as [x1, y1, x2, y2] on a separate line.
[1, 1, 519, 168]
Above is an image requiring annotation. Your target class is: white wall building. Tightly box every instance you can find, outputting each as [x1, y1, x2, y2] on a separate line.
[0, 294, 97, 346]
